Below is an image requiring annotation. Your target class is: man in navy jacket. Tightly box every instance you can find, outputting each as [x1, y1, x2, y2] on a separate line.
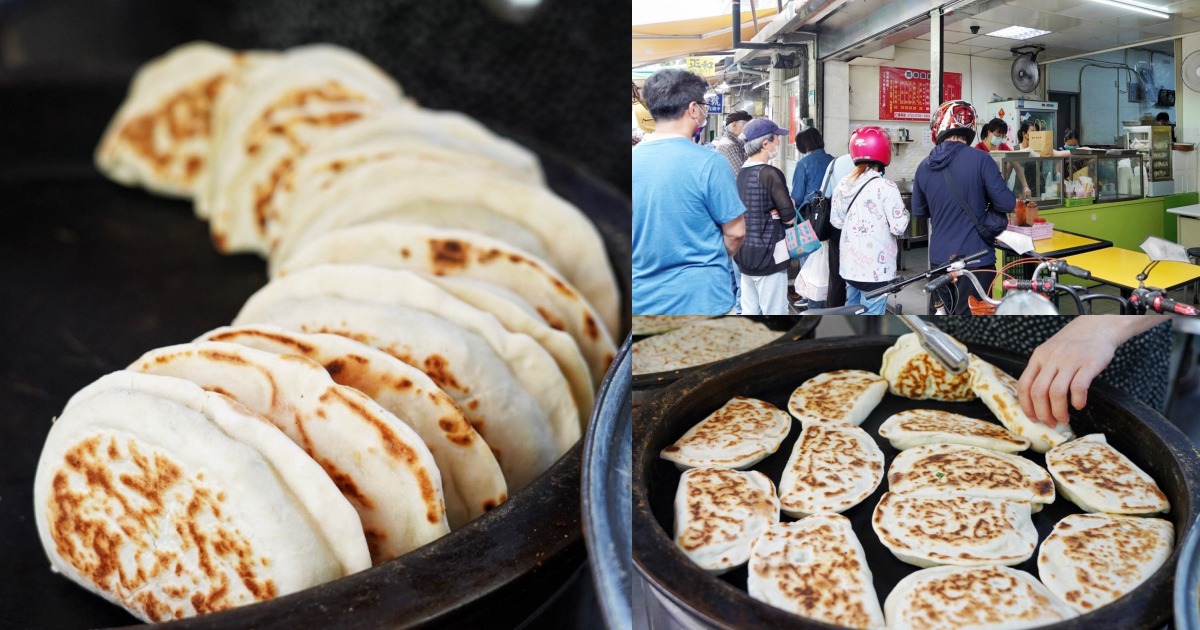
[912, 100, 1016, 314]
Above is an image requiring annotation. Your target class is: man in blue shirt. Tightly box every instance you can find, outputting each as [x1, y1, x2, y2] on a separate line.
[633, 68, 746, 315]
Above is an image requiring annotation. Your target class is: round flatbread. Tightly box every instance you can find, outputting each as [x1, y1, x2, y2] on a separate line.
[428, 275, 594, 426]
[265, 173, 621, 332]
[888, 443, 1056, 512]
[234, 264, 580, 451]
[197, 325, 507, 529]
[275, 223, 616, 381]
[95, 42, 276, 198]
[969, 356, 1075, 453]
[877, 409, 1030, 453]
[64, 371, 370, 576]
[880, 332, 975, 401]
[200, 44, 407, 253]
[885, 565, 1076, 630]
[230, 295, 558, 491]
[674, 467, 779, 575]
[35, 387, 343, 622]
[872, 492, 1037, 568]
[660, 396, 792, 470]
[265, 106, 543, 246]
[1045, 433, 1169, 515]
[129, 342, 449, 564]
[1037, 513, 1173, 613]
[787, 370, 887, 426]
[747, 514, 885, 630]
[778, 423, 884, 518]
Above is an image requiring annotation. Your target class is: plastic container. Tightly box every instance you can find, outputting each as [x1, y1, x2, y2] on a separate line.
[1009, 220, 1054, 241]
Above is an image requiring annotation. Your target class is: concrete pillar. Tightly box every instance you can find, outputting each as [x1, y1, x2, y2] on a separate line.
[770, 62, 788, 169]
[930, 8, 943, 111]
[823, 60, 850, 156]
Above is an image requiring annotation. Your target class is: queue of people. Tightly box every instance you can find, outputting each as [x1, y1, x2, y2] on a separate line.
[634, 67, 1027, 316]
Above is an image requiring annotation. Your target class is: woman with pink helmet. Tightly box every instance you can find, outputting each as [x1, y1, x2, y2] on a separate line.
[828, 126, 910, 314]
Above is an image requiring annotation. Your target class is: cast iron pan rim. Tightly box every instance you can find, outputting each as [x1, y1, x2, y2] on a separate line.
[110, 441, 583, 630]
[632, 335, 1200, 630]
[582, 334, 634, 630]
[1175, 516, 1200, 628]
[631, 317, 821, 390]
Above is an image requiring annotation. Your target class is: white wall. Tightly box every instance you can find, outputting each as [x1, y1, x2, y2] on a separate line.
[1177, 35, 1200, 194]
[1046, 48, 1175, 147]
[840, 47, 1015, 182]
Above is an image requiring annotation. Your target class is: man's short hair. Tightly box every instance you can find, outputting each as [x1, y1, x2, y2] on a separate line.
[642, 68, 708, 122]
[943, 129, 976, 144]
[1156, 112, 1171, 122]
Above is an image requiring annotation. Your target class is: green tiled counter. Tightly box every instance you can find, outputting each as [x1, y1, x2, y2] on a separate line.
[1038, 198, 1166, 251]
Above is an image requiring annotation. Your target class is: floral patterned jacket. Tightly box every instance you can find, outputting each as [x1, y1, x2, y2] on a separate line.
[829, 169, 910, 283]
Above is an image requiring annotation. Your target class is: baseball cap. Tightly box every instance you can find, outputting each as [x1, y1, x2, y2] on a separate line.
[741, 118, 789, 142]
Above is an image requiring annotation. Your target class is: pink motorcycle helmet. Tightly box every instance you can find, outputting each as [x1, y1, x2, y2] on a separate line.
[849, 126, 892, 166]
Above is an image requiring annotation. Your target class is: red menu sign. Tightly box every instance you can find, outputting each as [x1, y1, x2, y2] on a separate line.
[788, 95, 798, 144]
[879, 66, 962, 121]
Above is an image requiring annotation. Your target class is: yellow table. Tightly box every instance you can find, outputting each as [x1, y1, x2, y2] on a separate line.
[1031, 230, 1106, 256]
[996, 229, 1111, 259]
[1061, 247, 1200, 293]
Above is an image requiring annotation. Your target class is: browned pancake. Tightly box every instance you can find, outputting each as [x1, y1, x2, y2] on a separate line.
[888, 443, 1055, 510]
[877, 409, 1030, 452]
[778, 423, 884, 517]
[1046, 434, 1169, 514]
[872, 492, 1037, 567]
[674, 467, 780, 573]
[661, 396, 792, 469]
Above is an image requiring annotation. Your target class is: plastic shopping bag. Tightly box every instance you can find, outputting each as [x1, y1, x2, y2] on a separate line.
[794, 241, 830, 302]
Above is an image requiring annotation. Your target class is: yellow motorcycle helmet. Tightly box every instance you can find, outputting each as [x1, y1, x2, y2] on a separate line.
[633, 100, 655, 133]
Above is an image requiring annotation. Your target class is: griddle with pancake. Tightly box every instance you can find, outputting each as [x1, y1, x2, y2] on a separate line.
[633, 336, 1200, 630]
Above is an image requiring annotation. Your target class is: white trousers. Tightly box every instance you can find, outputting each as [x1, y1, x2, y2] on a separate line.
[739, 270, 789, 315]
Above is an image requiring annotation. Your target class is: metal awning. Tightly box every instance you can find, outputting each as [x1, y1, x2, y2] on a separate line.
[632, 8, 779, 67]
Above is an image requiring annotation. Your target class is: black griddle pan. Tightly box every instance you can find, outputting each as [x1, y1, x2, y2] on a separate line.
[633, 336, 1200, 630]
[0, 75, 630, 629]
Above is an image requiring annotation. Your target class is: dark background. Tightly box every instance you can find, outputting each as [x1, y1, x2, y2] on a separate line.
[0, 0, 627, 195]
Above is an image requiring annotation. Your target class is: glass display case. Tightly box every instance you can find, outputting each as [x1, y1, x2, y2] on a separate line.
[996, 155, 1063, 208]
[1123, 124, 1174, 196]
[1094, 154, 1144, 203]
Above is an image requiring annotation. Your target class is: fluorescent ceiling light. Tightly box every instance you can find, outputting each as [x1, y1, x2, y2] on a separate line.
[1081, 0, 1169, 18]
[988, 26, 1052, 40]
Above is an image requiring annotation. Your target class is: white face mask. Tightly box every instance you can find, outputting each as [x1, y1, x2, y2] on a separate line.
[766, 141, 778, 160]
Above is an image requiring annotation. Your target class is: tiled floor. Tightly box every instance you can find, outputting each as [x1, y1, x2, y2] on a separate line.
[789, 243, 1200, 315]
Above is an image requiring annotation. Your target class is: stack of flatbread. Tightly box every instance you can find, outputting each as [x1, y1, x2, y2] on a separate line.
[37, 40, 623, 622]
[632, 317, 782, 374]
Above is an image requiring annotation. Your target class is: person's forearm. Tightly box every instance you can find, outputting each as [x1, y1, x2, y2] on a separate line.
[1097, 315, 1170, 343]
[725, 233, 744, 256]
